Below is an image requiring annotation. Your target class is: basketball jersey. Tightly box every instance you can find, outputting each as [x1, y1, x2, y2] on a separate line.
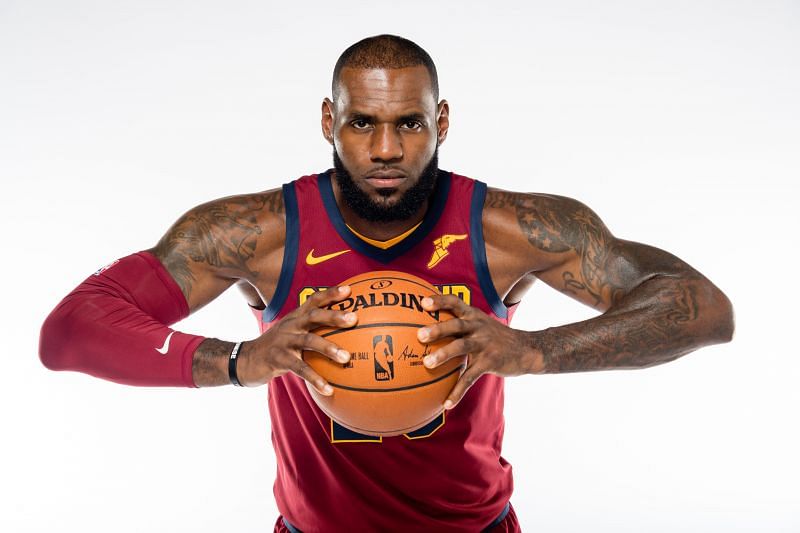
[250, 170, 518, 532]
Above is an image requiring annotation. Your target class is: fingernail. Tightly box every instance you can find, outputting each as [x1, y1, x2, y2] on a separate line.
[418, 328, 429, 341]
[422, 297, 433, 307]
[344, 312, 356, 322]
[339, 285, 349, 294]
[322, 384, 333, 395]
[444, 400, 454, 410]
[337, 350, 350, 363]
[424, 355, 435, 367]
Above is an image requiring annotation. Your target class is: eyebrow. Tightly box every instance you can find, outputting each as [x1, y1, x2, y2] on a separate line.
[347, 112, 428, 124]
[398, 113, 427, 124]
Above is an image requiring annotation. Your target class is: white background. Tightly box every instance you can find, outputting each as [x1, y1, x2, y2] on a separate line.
[2, 1, 798, 531]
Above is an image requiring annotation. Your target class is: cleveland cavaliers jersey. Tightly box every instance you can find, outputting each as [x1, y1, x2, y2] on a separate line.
[250, 169, 518, 532]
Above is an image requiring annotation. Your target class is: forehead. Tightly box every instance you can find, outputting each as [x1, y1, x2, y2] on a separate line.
[334, 66, 436, 115]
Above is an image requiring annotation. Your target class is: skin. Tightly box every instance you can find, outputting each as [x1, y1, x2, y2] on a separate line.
[322, 67, 449, 240]
[148, 65, 734, 409]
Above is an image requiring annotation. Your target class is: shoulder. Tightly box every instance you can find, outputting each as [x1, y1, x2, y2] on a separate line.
[481, 186, 613, 270]
[150, 187, 287, 281]
[199, 188, 286, 227]
[484, 187, 594, 218]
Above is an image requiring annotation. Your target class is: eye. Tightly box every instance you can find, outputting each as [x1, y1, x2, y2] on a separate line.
[351, 119, 371, 129]
[400, 120, 422, 130]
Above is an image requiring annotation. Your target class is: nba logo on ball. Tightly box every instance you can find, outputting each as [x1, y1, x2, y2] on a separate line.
[303, 271, 467, 437]
[372, 335, 395, 381]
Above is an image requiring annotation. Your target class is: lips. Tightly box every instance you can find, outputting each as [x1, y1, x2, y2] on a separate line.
[365, 170, 406, 188]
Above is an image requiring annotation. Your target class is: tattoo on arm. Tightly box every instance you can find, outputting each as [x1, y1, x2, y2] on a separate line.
[152, 189, 283, 301]
[536, 275, 714, 372]
[192, 337, 236, 387]
[513, 194, 631, 308]
[487, 190, 734, 372]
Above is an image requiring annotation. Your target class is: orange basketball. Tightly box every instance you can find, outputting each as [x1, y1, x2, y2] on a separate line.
[303, 271, 465, 437]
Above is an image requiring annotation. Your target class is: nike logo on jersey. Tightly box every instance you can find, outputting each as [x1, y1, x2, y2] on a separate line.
[306, 248, 351, 265]
[156, 332, 175, 355]
[427, 234, 467, 269]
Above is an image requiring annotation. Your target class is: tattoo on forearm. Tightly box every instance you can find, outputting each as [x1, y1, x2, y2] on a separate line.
[153, 190, 283, 300]
[193, 338, 234, 387]
[537, 276, 712, 372]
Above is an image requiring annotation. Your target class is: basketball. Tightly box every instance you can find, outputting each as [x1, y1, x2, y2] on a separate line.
[303, 271, 466, 437]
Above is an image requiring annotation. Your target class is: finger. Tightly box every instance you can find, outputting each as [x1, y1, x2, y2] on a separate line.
[418, 317, 472, 343]
[302, 307, 358, 330]
[421, 294, 472, 318]
[299, 332, 351, 364]
[282, 353, 335, 396]
[304, 284, 352, 309]
[443, 363, 484, 410]
[423, 338, 470, 368]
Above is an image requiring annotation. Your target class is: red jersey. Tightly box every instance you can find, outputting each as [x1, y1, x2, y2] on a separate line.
[251, 170, 518, 532]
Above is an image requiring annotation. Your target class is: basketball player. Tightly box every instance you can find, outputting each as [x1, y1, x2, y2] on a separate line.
[39, 35, 734, 532]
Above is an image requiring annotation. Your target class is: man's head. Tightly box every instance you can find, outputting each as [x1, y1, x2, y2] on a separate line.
[322, 35, 449, 223]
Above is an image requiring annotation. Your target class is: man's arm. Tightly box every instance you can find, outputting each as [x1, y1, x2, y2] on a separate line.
[503, 190, 734, 372]
[40, 187, 357, 392]
[147, 189, 285, 386]
[420, 188, 734, 408]
[39, 189, 283, 387]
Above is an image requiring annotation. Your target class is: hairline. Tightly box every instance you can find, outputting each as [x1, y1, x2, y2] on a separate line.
[331, 65, 440, 108]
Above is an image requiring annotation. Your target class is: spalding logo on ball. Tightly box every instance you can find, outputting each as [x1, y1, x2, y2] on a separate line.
[303, 271, 466, 437]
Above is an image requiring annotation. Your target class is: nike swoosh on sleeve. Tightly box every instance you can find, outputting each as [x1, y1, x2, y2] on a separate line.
[156, 331, 175, 355]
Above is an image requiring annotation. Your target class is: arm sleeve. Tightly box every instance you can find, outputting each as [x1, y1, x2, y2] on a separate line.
[39, 251, 206, 387]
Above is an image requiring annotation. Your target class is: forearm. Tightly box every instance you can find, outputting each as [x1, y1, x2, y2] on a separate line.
[530, 274, 734, 373]
[192, 338, 236, 387]
[39, 292, 204, 387]
[39, 252, 205, 387]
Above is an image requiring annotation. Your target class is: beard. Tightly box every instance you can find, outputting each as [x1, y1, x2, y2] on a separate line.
[332, 148, 439, 223]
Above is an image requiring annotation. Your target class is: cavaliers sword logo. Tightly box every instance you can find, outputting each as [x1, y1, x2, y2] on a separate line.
[427, 233, 467, 269]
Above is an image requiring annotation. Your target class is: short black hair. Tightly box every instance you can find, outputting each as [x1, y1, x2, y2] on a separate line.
[332, 34, 439, 102]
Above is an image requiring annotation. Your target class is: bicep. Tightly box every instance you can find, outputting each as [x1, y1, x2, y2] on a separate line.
[147, 192, 277, 313]
[497, 191, 692, 311]
[535, 237, 691, 312]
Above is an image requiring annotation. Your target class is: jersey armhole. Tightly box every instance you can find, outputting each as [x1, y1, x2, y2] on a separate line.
[262, 182, 299, 323]
[470, 181, 509, 319]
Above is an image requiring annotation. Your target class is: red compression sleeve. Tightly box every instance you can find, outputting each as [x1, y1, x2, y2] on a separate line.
[39, 251, 206, 387]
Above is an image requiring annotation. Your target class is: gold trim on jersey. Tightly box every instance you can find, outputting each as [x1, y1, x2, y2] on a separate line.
[346, 221, 423, 250]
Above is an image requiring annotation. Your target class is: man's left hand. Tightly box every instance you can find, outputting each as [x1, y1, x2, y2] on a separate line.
[418, 294, 544, 410]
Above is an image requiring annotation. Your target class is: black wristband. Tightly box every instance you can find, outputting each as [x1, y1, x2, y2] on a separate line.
[229, 341, 244, 387]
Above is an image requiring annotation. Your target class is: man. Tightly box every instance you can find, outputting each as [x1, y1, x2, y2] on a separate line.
[39, 35, 734, 532]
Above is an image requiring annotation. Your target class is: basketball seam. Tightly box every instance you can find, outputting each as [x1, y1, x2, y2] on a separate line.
[326, 363, 463, 393]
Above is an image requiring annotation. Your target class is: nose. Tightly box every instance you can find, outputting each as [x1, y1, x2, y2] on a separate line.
[370, 123, 403, 163]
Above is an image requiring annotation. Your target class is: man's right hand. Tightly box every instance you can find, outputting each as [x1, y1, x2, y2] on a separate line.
[236, 285, 357, 393]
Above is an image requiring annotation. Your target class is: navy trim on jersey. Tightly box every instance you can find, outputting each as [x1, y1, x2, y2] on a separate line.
[318, 169, 452, 264]
[262, 182, 299, 323]
[470, 181, 508, 319]
[481, 502, 511, 532]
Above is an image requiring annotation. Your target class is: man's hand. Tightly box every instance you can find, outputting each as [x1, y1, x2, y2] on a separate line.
[417, 294, 543, 410]
[237, 286, 357, 393]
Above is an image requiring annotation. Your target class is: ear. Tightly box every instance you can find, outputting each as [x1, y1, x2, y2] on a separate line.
[321, 98, 335, 145]
[436, 100, 450, 146]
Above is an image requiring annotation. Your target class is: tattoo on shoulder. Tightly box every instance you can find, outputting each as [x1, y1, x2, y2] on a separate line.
[152, 190, 283, 299]
[501, 192, 620, 306]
